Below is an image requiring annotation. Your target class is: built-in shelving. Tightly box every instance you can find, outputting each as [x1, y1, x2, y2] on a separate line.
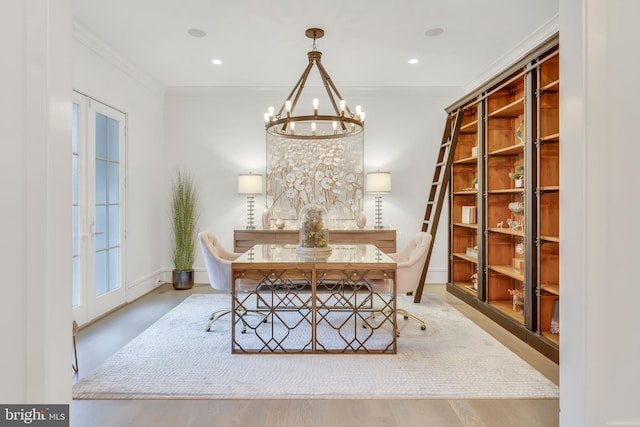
[446, 39, 559, 363]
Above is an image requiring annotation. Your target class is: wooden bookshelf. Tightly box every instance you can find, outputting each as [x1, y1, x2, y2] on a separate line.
[446, 40, 560, 363]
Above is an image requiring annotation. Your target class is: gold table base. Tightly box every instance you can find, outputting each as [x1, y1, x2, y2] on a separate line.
[231, 245, 396, 354]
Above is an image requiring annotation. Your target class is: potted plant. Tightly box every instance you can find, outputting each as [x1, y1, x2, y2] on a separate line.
[472, 176, 478, 190]
[509, 165, 525, 188]
[170, 169, 199, 290]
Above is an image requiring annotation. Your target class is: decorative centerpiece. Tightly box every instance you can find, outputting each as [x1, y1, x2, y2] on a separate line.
[296, 204, 332, 256]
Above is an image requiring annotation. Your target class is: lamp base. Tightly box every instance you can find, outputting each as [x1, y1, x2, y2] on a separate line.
[374, 195, 384, 230]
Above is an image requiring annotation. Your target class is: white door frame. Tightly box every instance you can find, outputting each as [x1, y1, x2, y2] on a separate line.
[72, 92, 127, 324]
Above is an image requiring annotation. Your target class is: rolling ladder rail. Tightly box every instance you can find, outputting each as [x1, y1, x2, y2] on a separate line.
[413, 109, 464, 303]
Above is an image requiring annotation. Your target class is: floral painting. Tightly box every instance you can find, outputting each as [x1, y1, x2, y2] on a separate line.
[266, 133, 364, 221]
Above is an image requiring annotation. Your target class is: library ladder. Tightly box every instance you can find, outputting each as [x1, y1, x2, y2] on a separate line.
[413, 109, 464, 303]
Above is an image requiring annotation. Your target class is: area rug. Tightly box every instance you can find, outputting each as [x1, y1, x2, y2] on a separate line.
[72, 293, 559, 399]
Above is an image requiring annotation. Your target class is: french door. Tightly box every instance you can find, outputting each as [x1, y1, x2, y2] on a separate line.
[72, 93, 127, 324]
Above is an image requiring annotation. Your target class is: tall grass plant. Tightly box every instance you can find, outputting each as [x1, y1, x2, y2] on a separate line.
[171, 169, 199, 272]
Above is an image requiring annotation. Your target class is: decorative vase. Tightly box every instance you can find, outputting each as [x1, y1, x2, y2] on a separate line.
[356, 211, 367, 229]
[508, 202, 524, 215]
[261, 207, 271, 229]
[172, 269, 194, 290]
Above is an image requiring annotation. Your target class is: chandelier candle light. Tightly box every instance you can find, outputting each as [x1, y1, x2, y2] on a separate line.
[367, 171, 392, 229]
[263, 28, 365, 140]
[238, 173, 263, 229]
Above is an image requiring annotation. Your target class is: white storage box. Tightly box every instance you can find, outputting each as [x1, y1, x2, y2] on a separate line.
[466, 247, 478, 259]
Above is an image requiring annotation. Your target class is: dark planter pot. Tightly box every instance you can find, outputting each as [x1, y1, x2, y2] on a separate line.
[172, 269, 194, 290]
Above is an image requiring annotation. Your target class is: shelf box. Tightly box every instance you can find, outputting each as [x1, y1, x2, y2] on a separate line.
[466, 247, 478, 259]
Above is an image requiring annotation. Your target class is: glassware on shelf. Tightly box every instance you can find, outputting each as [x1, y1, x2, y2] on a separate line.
[516, 121, 524, 144]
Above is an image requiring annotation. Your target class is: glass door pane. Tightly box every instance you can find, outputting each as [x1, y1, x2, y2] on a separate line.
[94, 112, 121, 297]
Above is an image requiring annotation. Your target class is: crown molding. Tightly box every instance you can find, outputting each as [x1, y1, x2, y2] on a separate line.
[164, 86, 462, 100]
[462, 13, 559, 93]
[73, 21, 164, 95]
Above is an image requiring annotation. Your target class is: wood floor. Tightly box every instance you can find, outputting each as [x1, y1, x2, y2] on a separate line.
[71, 283, 559, 427]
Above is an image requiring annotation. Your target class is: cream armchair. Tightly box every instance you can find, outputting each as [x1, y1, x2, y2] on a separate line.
[199, 231, 265, 333]
[365, 232, 432, 336]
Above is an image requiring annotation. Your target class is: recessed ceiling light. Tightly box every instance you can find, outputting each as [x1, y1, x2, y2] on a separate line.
[187, 28, 206, 38]
[211, 59, 223, 65]
[424, 27, 444, 37]
[408, 58, 420, 65]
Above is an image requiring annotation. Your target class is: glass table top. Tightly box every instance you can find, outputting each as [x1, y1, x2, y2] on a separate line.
[234, 244, 395, 265]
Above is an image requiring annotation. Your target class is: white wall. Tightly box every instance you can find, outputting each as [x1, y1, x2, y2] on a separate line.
[73, 25, 168, 305]
[0, 0, 72, 403]
[560, 0, 640, 425]
[164, 86, 461, 284]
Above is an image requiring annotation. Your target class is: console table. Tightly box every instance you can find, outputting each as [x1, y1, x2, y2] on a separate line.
[233, 228, 396, 253]
[231, 244, 397, 354]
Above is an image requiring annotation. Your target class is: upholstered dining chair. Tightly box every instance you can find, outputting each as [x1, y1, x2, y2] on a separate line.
[199, 231, 266, 333]
[365, 231, 432, 337]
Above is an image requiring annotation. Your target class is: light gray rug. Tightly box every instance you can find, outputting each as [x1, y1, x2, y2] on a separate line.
[72, 293, 559, 399]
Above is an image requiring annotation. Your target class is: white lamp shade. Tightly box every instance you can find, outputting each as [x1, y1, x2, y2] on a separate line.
[238, 174, 263, 195]
[367, 171, 392, 193]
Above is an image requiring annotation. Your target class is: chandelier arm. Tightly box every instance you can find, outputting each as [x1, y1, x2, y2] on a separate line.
[318, 59, 353, 115]
[280, 60, 315, 119]
[315, 61, 349, 132]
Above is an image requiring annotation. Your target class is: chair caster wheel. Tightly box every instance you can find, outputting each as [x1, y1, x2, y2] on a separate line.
[403, 315, 409, 320]
[241, 329, 247, 334]
[362, 324, 367, 329]
[263, 318, 268, 323]
[421, 326, 426, 330]
[206, 327, 211, 332]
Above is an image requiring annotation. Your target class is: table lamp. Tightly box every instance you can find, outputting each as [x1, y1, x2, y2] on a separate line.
[238, 173, 263, 229]
[367, 171, 392, 229]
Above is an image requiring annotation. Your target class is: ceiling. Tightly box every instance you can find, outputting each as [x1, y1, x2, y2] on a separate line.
[72, 0, 558, 88]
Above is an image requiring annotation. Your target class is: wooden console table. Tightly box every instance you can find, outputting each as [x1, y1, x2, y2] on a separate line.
[234, 228, 396, 253]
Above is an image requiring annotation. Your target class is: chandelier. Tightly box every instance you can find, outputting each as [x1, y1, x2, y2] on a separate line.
[264, 28, 365, 140]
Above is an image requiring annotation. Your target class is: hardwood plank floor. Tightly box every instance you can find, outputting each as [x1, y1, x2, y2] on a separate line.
[71, 283, 559, 427]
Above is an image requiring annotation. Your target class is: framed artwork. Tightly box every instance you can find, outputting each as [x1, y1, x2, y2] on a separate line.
[266, 132, 364, 222]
